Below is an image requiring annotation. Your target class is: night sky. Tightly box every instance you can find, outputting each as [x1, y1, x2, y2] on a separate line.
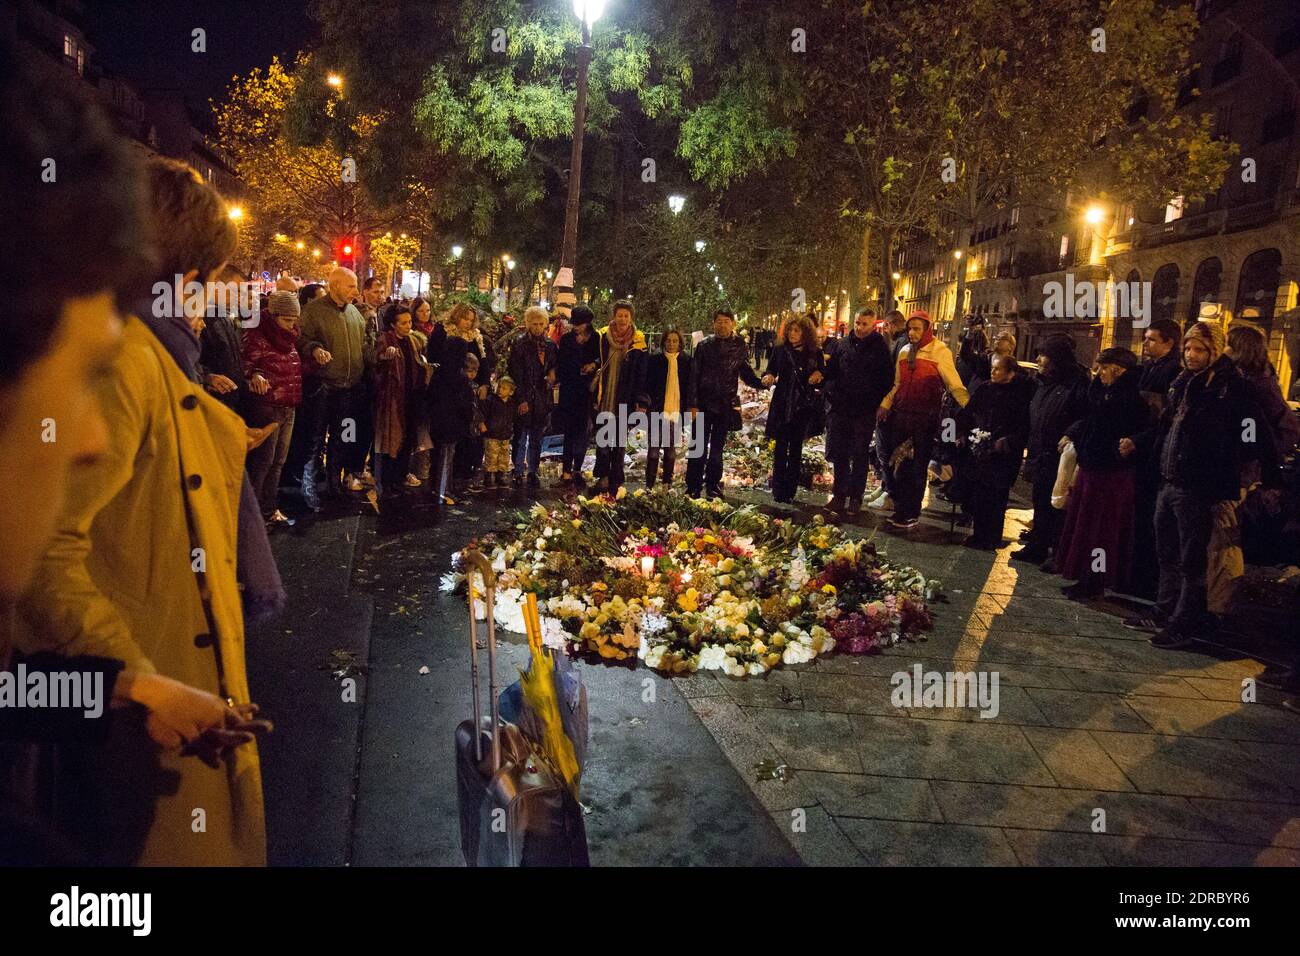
[81, 0, 313, 108]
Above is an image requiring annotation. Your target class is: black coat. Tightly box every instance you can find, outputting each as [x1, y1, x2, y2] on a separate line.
[507, 333, 558, 428]
[555, 328, 601, 430]
[1025, 363, 1090, 479]
[1066, 367, 1149, 472]
[959, 375, 1037, 484]
[687, 334, 762, 423]
[824, 330, 893, 417]
[427, 337, 475, 443]
[765, 343, 826, 440]
[1157, 355, 1276, 501]
[198, 313, 247, 417]
[643, 351, 693, 413]
[482, 393, 516, 441]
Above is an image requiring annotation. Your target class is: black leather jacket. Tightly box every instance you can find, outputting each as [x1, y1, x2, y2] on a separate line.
[686, 334, 762, 418]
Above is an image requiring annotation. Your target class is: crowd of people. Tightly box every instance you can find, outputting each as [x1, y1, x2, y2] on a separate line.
[3, 47, 1298, 868]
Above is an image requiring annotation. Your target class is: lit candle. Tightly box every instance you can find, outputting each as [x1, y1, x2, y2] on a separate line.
[640, 555, 656, 579]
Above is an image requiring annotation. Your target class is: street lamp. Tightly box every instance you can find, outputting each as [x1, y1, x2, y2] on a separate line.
[451, 244, 464, 259]
[506, 259, 516, 271]
[668, 194, 686, 215]
[892, 271, 901, 281]
[326, 73, 343, 89]
[953, 249, 963, 260]
[1084, 204, 1106, 225]
[296, 241, 305, 250]
[695, 240, 706, 252]
[554, 0, 604, 316]
[227, 205, 244, 222]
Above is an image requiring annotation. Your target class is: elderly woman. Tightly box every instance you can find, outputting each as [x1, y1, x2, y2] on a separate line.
[1054, 347, 1149, 599]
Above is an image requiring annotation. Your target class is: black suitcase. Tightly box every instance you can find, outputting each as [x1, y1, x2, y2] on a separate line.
[454, 550, 590, 867]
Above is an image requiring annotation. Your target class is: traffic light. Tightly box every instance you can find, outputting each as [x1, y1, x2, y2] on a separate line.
[334, 235, 357, 269]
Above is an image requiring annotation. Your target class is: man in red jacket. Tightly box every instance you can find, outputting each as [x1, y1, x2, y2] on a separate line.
[875, 311, 969, 529]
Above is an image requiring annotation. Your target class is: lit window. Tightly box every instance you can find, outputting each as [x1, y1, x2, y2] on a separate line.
[1164, 195, 1185, 223]
[1059, 234, 1070, 260]
[64, 35, 74, 57]
[76, 49, 85, 74]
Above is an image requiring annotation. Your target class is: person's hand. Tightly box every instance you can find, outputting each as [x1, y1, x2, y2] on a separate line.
[547, 371, 557, 385]
[125, 673, 240, 750]
[876, 405, 890, 422]
[581, 363, 596, 374]
[205, 373, 237, 394]
[808, 371, 824, 385]
[382, 346, 399, 360]
[249, 373, 270, 395]
[480, 422, 488, 433]
[518, 401, 529, 415]
[478, 385, 488, 400]
[761, 374, 775, 387]
[1118, 437, 1135, 458]
[1057, 436, 1071, 453]
[246, 422, 279, 451]
[182, 703, 273, 769]
[313, 347, 333, 365]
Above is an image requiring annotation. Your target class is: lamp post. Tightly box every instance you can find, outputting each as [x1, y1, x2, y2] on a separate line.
[554, 0, 605, 318]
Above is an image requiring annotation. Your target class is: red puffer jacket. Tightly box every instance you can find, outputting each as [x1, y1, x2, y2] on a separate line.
[241, 320, 302, 407]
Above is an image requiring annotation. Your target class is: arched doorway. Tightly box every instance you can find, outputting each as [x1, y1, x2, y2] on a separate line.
[1188, 257, 1223, 325]
[1151, 263, 1180, 327]
[1235, 249, 1282, 333]
[1114, 268, 1140, 349]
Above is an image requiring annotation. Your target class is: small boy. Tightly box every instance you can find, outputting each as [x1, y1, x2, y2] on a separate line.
[482, 376, 517, 487]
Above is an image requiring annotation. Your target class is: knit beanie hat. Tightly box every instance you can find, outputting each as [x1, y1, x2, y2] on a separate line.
[268, 290, 301, 317]
[1183, 320, 1225, 363]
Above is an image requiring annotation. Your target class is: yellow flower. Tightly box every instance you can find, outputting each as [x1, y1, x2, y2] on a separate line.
[572, 519, 582, 528]
[821, 584, 837, 596]
[677, 588, 700, 612]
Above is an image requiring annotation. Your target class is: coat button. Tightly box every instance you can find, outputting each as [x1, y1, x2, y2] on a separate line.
[181, 394, 199, 410]
[194, 633, 213, 648]
[187, 474, 203, 490]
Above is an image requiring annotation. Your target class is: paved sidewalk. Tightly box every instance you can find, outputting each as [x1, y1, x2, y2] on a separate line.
[685, 493, 1300, 865]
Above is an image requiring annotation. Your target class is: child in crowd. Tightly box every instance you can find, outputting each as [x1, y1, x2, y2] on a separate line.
[455, 352, 487, 494]
[482, 376, 518, 487]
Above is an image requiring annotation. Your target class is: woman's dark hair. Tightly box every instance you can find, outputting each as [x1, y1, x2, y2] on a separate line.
[784, 314, 817, 349]
[299, 283, 325, 307]
[661, 328, 684, 352]
[385, 304, 412, 332]
[411, 296, 432, 320]
[1227, 324, 1269, 377]
[1, 40, 157, 386]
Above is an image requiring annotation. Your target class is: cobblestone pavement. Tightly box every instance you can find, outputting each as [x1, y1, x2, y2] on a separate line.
[251, 480, 1300, 866]
[686, 489, 1300, 866]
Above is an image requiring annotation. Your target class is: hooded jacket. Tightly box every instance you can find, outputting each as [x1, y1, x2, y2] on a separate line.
[880, 318, 969, 424]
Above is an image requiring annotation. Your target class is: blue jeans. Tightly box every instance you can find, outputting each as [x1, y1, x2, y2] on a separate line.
[512, 421, 544, 477]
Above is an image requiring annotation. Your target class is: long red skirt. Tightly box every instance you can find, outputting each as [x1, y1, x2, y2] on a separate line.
[1055, 466, 1136, 590]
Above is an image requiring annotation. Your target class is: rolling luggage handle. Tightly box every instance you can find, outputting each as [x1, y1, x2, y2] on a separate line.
[461, 549, 500, 773]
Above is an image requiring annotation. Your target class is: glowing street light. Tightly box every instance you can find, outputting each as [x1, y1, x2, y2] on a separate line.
[451, 244, 464, 258]
[312, 249, 321, 258]
[953, 249, 963, 260]
[506, 259, 516, 271]
[1084, 204, 1106, 225]
[892, 271, 901, 280]
[572, 0, 605, 28]
[326, 73, 343, 89]
[296, 241, 305, 250]
[667, 194, 686, 215]
[227, 205, 244, 222]
[695, 240, 706, 252]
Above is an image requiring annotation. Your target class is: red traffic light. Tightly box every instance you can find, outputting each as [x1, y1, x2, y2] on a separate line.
[343, 244, 352, 255]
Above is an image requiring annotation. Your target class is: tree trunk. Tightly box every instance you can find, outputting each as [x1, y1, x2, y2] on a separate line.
[951, 228, 971, 348]
[877, 225, 895, 314]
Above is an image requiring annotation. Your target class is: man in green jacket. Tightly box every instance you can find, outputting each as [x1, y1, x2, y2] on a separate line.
[298, 267, 373, 508]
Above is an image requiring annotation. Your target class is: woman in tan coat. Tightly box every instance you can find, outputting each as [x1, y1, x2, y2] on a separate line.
[16, 159, 267, 866]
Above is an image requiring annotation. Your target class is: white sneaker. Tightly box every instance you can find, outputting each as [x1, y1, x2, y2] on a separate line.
[404, 473, 422, 487]
[869, 493, 894, 510]
[863, 484, 886, 503]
